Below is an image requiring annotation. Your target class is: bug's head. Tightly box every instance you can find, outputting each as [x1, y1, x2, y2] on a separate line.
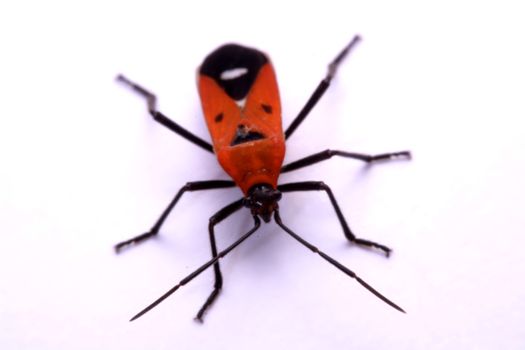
[244, 184, 282, 223]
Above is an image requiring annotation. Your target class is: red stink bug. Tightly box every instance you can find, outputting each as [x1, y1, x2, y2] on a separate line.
[115, 35, 411, 322]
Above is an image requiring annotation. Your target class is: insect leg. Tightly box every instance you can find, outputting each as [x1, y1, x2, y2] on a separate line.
[281, 149, 411, 173]
[114, 180, 235, 253]
[129, 213, 261, 322]
[278, 181, 391, 256]
[116, 74, 214, 153]
[274, 210, 404, 313]
[194, 198, 247, 321]
[284, 35, 361, 140]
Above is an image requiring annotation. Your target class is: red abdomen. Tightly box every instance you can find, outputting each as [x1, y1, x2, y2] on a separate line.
[198, 44, 285, 194]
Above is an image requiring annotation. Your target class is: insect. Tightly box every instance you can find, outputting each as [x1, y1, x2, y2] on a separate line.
[115, 35, 411, 322]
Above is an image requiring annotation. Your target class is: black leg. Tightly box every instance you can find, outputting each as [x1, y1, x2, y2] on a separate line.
[194, 198, 245, 322]
[281, 149, 411, 173]
[274, 210, 404, 313]
[116, 74, 214, 153]
[114, 180, 235, 253]
[284, 35, 361, 140]
[278, 181, 391, 256]
[129, 214, 261, 322]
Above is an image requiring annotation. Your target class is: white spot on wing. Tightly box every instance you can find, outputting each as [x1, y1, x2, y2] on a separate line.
[220, 67, 248, 80]
[235, 98, 246, 108]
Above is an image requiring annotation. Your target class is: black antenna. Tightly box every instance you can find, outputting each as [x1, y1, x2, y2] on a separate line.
[129, 217, 261, 321]
[274, 210, 405, 313]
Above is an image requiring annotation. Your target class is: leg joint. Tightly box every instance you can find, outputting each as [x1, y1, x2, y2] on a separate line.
[317, 181, 328, 191]
[209, 216, 219, 227]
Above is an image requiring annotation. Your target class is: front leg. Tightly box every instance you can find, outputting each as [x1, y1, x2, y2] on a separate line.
[115, 180, 235, 253]
[278, 181, 392, 256]
[195, 198, 245, 322]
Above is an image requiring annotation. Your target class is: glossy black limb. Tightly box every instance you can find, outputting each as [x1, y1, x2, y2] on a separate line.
[278, 181, 391, 256]
[284, 35, 361, 140]
[281, 149, 411, 173]
[195, 198, 245, 322]
[116, 74, 214, 153]
[130, 215, 261, 322]
[274, 210, 405, 313]
[114, 180, 235, 253]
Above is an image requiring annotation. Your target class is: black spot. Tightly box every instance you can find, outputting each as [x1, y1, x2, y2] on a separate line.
[214, 113, 223, 123]
[200, 44, 268, 101]
[231, 124, 265, 146]
[261, 104, 272, 114]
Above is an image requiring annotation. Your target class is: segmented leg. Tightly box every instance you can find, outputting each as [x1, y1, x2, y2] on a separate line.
[114, 180, 235, 252]
[284, 35, 361, 140]
[278, 181, 391, 256]
[116, 74, 214, 153]
[281, 149, 411, 173]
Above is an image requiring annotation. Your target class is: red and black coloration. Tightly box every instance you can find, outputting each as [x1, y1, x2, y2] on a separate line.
[198, 44, 285, 204]
[115, 35, 411, 322]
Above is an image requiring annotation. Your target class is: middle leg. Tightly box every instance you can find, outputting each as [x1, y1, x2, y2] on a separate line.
[281, 149, 411, 173]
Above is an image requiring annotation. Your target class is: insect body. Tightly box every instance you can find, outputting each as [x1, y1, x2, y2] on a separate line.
[198, 44, 285, 219]
[115, 35, 411, 322]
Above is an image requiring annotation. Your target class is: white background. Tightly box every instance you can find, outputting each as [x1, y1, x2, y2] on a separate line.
[1, 1, 524, 349]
